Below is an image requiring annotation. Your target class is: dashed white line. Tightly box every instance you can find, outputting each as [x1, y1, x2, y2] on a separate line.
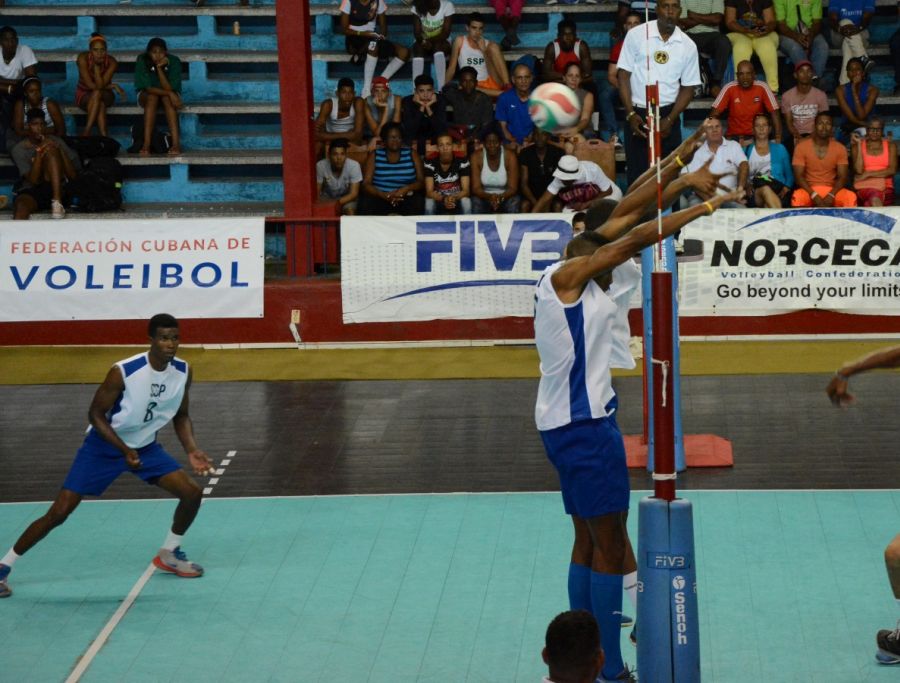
[202, 450, 236, 496]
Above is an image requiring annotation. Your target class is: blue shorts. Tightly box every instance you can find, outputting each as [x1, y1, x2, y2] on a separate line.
[540, 407, 630, 519]
[62, 430, 182, 496]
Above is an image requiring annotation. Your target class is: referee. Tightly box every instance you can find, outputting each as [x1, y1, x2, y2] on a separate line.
[616, 0, 701, 187]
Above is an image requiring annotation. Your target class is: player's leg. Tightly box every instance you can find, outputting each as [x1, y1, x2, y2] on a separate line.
[876, 533, 900, 664]
[569, 515, 594, 613]
[151, 468, 204, 577]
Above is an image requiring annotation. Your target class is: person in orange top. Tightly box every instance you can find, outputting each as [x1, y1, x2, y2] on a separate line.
[790, 111, 857, 207]
[851, 116, 897, 207]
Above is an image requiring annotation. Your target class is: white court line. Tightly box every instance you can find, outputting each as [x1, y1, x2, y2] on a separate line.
[65, 561, 157, 683]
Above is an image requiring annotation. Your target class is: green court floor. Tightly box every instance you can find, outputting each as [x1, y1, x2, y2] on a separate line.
[1, 491, 898, 682]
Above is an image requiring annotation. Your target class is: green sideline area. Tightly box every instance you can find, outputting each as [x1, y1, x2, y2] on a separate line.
[0, 340, 896, 384]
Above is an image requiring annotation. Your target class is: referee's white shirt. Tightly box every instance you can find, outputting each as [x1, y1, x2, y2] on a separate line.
[616, 20, 701, 108]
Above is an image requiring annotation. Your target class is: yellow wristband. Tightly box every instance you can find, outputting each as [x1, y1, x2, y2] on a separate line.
[703, 201, 715, 215]
[675, 155, 685, 168]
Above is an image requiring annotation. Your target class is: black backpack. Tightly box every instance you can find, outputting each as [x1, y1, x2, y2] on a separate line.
[64, 158, 124, 213]
[86, 156, 124, 185]
[127, 120, 171, 154]
[64, 135, 121, 162]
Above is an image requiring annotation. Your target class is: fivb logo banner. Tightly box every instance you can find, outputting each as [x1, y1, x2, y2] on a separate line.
[341, 215, 571, 323]
[0, 217, 265, 321]
[679, 208, 900, 316]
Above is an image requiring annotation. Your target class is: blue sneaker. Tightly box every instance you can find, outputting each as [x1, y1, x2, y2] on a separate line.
[616, 611, 634, 628]
[876, 621, 900, 664]
[597, 664, 637, 682]
[0, 563, 11, 598]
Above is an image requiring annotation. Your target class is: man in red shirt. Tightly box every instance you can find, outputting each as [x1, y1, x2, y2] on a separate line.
[542, 19, 595, 91]
[791, 111, 857, 207]
[711, 60, 781, 144]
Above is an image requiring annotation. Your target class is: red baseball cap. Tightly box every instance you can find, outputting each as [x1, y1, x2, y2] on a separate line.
[793, 60, 814, 74]
[371, 76, 390, 89]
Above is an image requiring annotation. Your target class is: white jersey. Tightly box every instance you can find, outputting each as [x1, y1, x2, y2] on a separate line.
[458, 37, 491, 81]
[534, 260, 639, 431]
[88, 351, 189, 448]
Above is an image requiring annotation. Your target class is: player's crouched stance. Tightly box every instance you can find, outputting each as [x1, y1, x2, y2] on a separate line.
[0, 313, 215, 598]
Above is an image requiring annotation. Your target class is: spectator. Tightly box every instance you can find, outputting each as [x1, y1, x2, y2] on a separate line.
[600, 12, 642, 145]
[724, 0, 779, 92]
[679, 0, 733, 98]
[542, 610, 604, 683]
[445, 12, 510, 98]
[8, 77, 64, 153]
[490, 0, 522, 50]
[552, 63, 596, 151]
[442, 66, 494, 148]
[744, 112, 793, 207]
[542, 20, 595, 92]
[424, 132, 471, 214]
[571, 211, 588, 234]
[134, 37, 183, 155]
[519, 127, 565, 212]
[532, 154, 623, 212]
[401, 74, 448, 154]
[780, 60, 828, 143]
[828, 0, 874, 85]
[360, 122, 424, 215]
[852, 116, 896, 207]
[12, 109, 80, 221]
[362, 76, 401, 142]
[682, 117, 748, 207]
[774, 0, 828, 90]
[316, 138, 362, 215]
[411, 0, 453, 93]
[315, 77, 365, 157]
[0, 26, 38, 140]
[790, 111, 857, 207]
[496, 63, 535, 152]
[617, 0, 657, 37]
[470, 123, 520, 213]
[834, 57, 878, 140]
[339, 0, 409, 98]
[75, 33, 125, 138]
[712, 60, 781, 144]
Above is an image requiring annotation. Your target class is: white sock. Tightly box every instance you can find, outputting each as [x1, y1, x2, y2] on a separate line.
[363, 54, 378, 98]
[412, 56, 425, 81]
[1, 549, 20, 568]
[434, 51, 447, 91]
[162, 531, 184, 551]
[381, 56, 405, 80]
[623, 570, 638, 610]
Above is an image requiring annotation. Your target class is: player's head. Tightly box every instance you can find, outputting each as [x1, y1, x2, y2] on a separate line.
[148, 314, 180, 362]
[148, 313, 179, 338]
[571, 211, 587, 235]
[542, 610, 604, 683]
[585, 199, 620, 231]
[565, 230, 614, 288]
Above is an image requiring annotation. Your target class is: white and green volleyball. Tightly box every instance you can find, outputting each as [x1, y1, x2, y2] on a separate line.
[528, 82, 582, 133]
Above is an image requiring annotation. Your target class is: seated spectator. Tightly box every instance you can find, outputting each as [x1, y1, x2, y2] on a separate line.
[0, 26, 38, 140]
[834, 57, 877, 140]
[828, 0, 874, 85]
[542, 610, 604, 683]
[532, 154, 622, 213]
[712, 60, 781, 144]
[442, 66, 494, 149]
[339, 0, 408, 98]
[360, 121, 425, 215]
[791, 111, 857, 206]
[445, 12, 510, 98]
[683, 116, 748, 207]
[12, 109, 80, 220]
[775, 0, 829, 91]
[852, 116, 896, 207]
[680, 0, 732, 98]
[490, 0, 522, 50]
[496, 63, 535, 152]
[424, 132, 471, 214]
[724, 0, 779, 93]
[571, 211, 587, 234]
[470, 123, 520, 213]
[8, 77, 64, 153]
[599, 12, 642, 144]
[135, 37, 183, 155]
[75, 33, 125, 138]
[780, 61, 828, 144]
[411, 0, 453, 93]
[519, 127, 564, 212]
[316, 138, 362, 215]
[551, 63, 596, 152]
[542, 20, 595, 93]
[315, 77, 365, 157]
[362, 76, 401, 142]
[401, 74, 448, 154]
[616, 0, 656, 37]
[744, 112, 793, 207]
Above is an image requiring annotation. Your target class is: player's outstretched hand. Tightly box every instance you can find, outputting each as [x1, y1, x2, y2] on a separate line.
[675, 121, 708, 164]
[188, 449, 216, 477]
[686, 157, 728, 196]
[711, 187, 745, 208]
[826, 375, 854, 407]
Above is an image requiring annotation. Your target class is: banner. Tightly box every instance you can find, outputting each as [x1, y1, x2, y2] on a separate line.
[341, 214, 571, 323]
[0, 218, 265, 322]
[679, 208, 900, 316]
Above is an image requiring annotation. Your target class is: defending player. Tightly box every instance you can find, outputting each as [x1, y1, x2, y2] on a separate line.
[826, 344, 900, 664]
[0, 313, 215, 598]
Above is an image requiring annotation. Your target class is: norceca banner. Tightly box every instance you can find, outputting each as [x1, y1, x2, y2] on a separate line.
[679, 207, 900, 316]
[0, 218, 265, 321]
[341, 214, 571, 323]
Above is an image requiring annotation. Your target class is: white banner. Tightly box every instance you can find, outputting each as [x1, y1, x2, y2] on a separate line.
[341, 214, 572, 323]
[0, 218, 265, 321]
[679, 208, 900, 316]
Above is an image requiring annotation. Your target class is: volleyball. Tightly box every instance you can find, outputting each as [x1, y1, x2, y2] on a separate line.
[528, 82, 582, 133]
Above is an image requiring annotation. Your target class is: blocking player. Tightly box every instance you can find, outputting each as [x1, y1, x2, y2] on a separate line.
[0, 313, 215, 598]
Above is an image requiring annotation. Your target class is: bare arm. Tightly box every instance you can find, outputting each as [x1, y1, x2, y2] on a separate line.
[47, 100, 66, 137]
[88, 367, 136, 464]
[445, 37, 462, 84]
[171, 369, 215, 476]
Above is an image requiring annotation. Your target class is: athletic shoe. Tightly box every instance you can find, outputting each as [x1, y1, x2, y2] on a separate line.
[51, 200, 65, 220]
[501, 35, 513, 51]
[0, 564, 11, 598]
[153, 547, 204, 578]
[629, 624, 637, 646]
[598, 664, 637, 682]
[861, 56, 875, 76]
[511, 31, 521, 46]
[616, 611, 634, 628]
[876, 620, 900, 664]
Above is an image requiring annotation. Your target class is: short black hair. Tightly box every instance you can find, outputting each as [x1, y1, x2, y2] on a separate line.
[585, 199, 621, 231]
[558, 19, 577, 34]
[0, 26, 17, 40]
[337, 77, 356, 91]
[847, 57, 865, 72]
[329, 137, 349, 152]
[467, 11, 485, 24]
[479, 120, 503, 142]
[414, 74, 434, 88]
[545, 610, 602, 679]
[814, 110, 833, 125]
[458, 66, 478, 80]
[148, 313, 179, 337]
[381, 121, 404, 140]
[145, 37, 167, 53]
[25, 108, 46, 122]
[566, 230, 612, 259]
[572, 211, 587, 224]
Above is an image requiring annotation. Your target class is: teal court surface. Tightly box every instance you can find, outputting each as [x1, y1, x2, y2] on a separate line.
[1, 490, 899, 683]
